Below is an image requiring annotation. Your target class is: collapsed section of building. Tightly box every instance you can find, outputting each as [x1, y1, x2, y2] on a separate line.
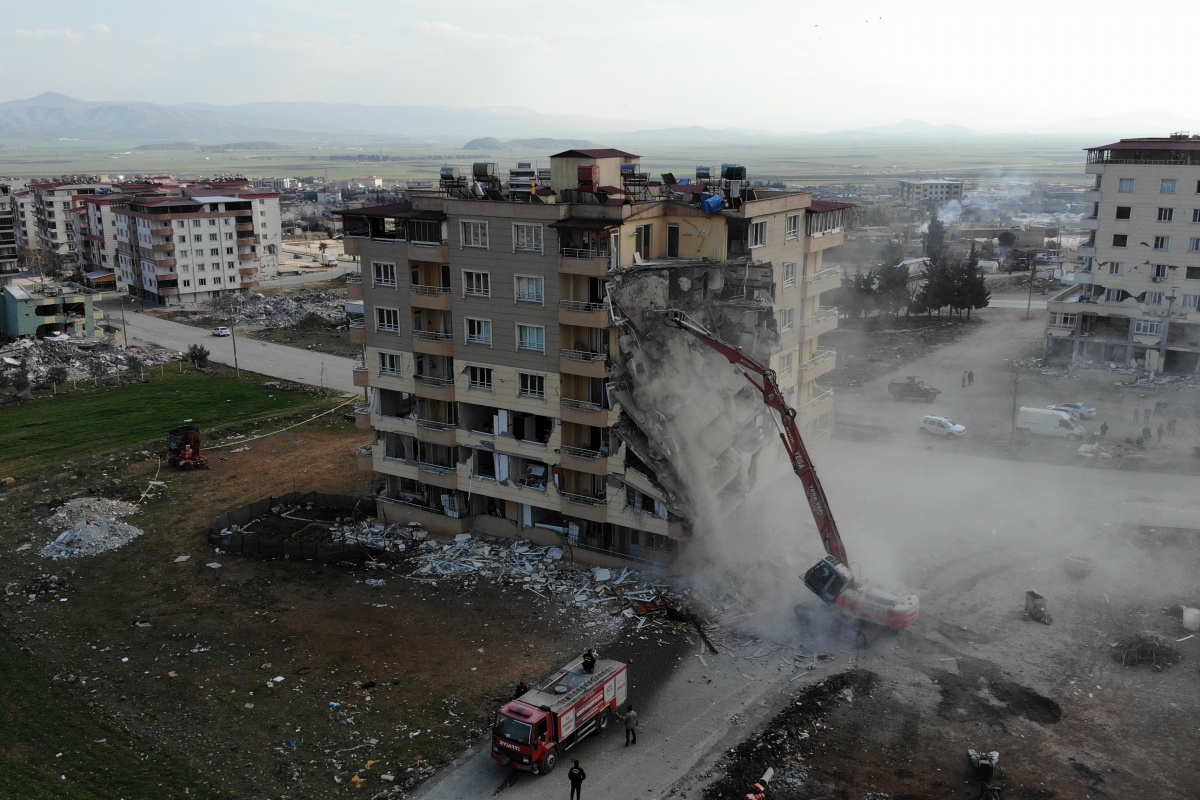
[344, 148, 848, 568]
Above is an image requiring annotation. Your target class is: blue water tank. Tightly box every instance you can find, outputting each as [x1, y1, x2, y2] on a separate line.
[701, 194, 726, 215]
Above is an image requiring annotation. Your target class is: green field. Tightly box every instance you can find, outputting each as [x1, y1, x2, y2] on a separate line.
[0, 133, 1097, 186]
[0, 370, 335, 475]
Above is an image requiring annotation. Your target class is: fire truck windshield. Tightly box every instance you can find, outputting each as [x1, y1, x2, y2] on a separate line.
[494, 714, 533, 745]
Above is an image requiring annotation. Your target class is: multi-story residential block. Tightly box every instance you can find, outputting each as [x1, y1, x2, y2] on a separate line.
[113, 182, 282, 305]
[27, 179, 108, 263]
[9, 188, 36, 252]
[1047, 135, 1200, 373]
[898, 178, 963, 205]
[344, 149, 847, 568]
[1, 281, 105, 340]
[0, 185, 18, 285]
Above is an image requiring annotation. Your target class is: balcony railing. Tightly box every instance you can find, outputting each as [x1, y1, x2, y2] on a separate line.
[417, 462, 456, 475]
[560, 300, 607, 313]
[416, 374, 454, 387]
[417, 418, 458, 431]
[561, 491, 606, 507]
[561, 445, 604, 460]
[795, 387, 834, 416]
[344, 273, 362, 284]
[801, 307, 839, 327]
[798, 348, 836, 371]
[561, 348, 607, 362]
[378, 495, 450, 517]
[412, 330, 453, 341]
[561, 247, 609, 259]
[348, 318, 365, 329]
[412, 284, 451, 295]
[561, 398, 603, 412]
[803, 268, 841, 284]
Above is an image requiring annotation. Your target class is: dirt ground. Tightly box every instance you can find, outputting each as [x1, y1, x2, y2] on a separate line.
[0, 422, 696, 798]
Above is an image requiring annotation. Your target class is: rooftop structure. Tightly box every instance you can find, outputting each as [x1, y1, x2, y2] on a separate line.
[2, 281, 105, 340]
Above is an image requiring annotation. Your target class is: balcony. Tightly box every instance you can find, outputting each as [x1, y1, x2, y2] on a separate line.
[354, 403, 372, 429]
[412, 330, 454, 357]
[406, 241, 449, 263]
[414, 375, 456, 402]
[236, 236, 257, 246]
[241, 281, 260, 289]
[415, 418, 459, 447]
[350, 326, 367, 345]
[158, 287, 180, 297]
[560, 349, 609, 378]
[155, 257, 177, 267]
[152, 242, 174, 252]
[560, 445, 609, 475]
[559, 300, 610, 328]
[235, 223, 255, 232]
[797, 347, 836, 380]
[1078, 246, 1096, 258]
[1082, 190, 1101, 202]
[155, 272, 179, 281]
[559, 398, 610, 427]
[559, 250, 611, 277]
[801, 268, 842, 297]
[795, 387, 834, 427]
[1080, 217, 1099, 231]
[357, 444, 374, 472]
[346, 280, 363, 301]
[805, 228, 844, 251]
[151, 227, 173, 237]
[239, 266, 258, 275]
[239, 252, 256, 261]
[799, 307, 839, 338]
[417, 461, 458, 490]
[352, 364, 369, 387]
[410, 285, 453, 310]
[560, 491, 609, 523]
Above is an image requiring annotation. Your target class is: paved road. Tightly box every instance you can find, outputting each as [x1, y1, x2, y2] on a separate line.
[101, 298, 360, 394]
[988, 297, 1047, 310]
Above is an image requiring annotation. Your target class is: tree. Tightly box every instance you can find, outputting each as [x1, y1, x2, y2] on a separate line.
[880, 239, 906, 269]
[319, 241, 328, 255]
[957, 247, 991, 319]
[187, 343, 210, 368]
[876, 262, 911, 317]
[924, 216, 947, 260]
[918, 254, 955, 318]
[48, 366, 69, 385]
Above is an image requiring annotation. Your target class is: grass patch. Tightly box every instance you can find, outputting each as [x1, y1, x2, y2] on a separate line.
[0, 636, 239, 799]
[0, 370, 336, 475]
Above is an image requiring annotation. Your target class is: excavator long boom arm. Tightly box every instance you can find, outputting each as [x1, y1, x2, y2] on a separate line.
[664, 311, 847, 563]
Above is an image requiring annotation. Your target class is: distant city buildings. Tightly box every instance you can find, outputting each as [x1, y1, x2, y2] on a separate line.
[898, 178, 963, 205]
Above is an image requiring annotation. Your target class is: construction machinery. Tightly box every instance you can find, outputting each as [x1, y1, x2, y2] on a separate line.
[491, 653, 628, 775]
[167, 425, 210, 470]
[663, 310, 919, 630]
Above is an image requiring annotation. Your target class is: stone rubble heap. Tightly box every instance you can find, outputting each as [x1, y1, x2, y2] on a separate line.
[0, 339, 179, 382]
[226, 288, 348, 328]
[40, 496, 143, 559]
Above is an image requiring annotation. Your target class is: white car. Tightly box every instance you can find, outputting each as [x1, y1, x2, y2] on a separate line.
[42, 331, 71, 342]
[919, 415, 966, 437]
[212, 326, 232, 337]
[1048, 402, 1096, 420]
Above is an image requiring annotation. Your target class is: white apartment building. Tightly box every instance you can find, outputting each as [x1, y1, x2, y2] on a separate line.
[1046, 135, 1200, 372]
[898, 178, 964, 204]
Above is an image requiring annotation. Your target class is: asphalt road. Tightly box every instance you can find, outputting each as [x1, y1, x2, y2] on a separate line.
[102, 299, 359, 394]
[988, 297, 1048, 310]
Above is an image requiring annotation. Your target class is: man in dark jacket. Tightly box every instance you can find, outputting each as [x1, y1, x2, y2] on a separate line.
[620, 704, 638, 746]
[568, 760, 586, 800]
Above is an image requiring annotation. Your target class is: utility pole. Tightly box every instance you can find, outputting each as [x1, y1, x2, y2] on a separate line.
[1025, 257, 1036, 320]
[1009, 361, 1020, 446]
[118, 294, 129, 348]
[229, 320, 240, 379]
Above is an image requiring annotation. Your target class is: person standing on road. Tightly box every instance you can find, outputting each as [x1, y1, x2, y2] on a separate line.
[968, 369, 975, 386]
[962, 371, 967, 387]
[1099, 422, 1108, 440]
[1145, 407, 1152, 425]
[1142, 425, 1152, 443]
[1167, 417, 1177, 438]
[620, 704, 638, 746]
[567, 760, 586, 800]
[1133, 405, 1140, 424]
[1157, 423, 1165, 443]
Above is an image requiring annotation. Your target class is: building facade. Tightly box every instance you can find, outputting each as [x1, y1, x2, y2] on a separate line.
[898, 179, 964, 205]
[27, 180, 106, 263]
[2, 281, 105, 340]
[345, 149, 845, 568]
[1046, 135, 1200, 373]
[0, 185, 17, 285]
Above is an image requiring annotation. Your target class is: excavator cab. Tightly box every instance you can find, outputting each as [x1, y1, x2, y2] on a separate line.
[803, 555, 854, 603]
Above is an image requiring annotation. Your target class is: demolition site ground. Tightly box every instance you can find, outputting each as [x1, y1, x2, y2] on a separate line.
[4, 304, 1200, 799]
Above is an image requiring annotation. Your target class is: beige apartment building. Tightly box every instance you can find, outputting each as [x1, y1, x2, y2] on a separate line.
[898, 178, 963, 205]
[1047, 135, 1200, 372]
[344, 149, 847, 568]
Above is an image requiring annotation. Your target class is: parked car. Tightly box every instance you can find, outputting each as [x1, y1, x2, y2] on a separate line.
[919, 415, 966, 437]
[212, 327, 231, 337]
[1017, 407, 1085, 440]
[889, 377, 941, 403]
[42, 331, 71, 342]
[1048, 402, 1096, 419]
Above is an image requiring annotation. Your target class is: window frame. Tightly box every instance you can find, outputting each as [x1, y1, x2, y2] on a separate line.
[467, 365, 494, 391]
[465, 316, 493, 346]
[372, 261, 397, 288]
[1112, 234, 1128, 248]
[1118, 178, 1136, 193]
[1158, 207, 1174, 222]
[379, 351, 403, 376]
[375, 306, 400, 333]
[1153, 235, 1171, 251]
[1108, 262, 1126, 276]
[1161, 179, 1178, 194]
[512, 222, 544, 254]
[1134, 318, 1163, 335]
[514, 274, 545, 305]
[518, 372, 546, 399]
[783, 261, 797, 287]
[462, 269, 491, 298]
[460, 219, 489, 249]
[779, 351, 794, 376]
[749, 219, 768, 249]
[516, 323, 546, 353]
[785, 214, 800, 240]
[780, 307, 795, 331]
[1115, 206, 1131, 220]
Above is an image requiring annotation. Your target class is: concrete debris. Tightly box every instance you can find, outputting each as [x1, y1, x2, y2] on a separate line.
[193, 288, 349, 328]
[7, 574, 68, 600]
[41, 497, 136, 529]
[0, 339, 179, 383]
[1112, 632, 1183, 669]
[41, 518, 143, 559]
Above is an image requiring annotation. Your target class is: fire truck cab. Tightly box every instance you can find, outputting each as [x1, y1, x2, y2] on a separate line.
[491, 654, 627, 775]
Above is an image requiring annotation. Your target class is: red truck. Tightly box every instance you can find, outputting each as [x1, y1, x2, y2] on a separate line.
[491, 654, 628, 775]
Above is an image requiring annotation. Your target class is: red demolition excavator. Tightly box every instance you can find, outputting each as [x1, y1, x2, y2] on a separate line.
[167, 425, 210, 470]
[664, 310, 918, 630]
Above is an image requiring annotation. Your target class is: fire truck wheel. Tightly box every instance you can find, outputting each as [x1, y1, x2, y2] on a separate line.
[598, 710, 611, 732]
[541, 747, 559, 775]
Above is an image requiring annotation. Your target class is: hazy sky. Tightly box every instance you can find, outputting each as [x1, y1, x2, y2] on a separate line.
[2, 0, 1198, 133]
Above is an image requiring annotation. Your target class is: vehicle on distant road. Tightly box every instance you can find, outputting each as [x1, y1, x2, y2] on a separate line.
[919, 415, 966, 437]
[212, 327, 231, 337]
[888, 376, 940, 403]
[1048, 402, 1096, 419]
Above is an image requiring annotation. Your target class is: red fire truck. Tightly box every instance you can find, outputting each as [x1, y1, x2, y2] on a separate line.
[491, 653, 628, 775]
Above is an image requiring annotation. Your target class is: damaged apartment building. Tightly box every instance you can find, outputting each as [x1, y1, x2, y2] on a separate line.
[344, 149, 848, 567]
[1047, 135, 1200, 372]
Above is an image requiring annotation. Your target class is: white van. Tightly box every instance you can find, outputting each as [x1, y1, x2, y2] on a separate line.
[1016, 407, 1085, 440]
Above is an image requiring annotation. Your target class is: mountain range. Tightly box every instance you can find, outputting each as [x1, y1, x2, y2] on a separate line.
[0, 93, 1196, 144]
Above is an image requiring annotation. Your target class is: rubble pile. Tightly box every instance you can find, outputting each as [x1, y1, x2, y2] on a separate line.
[42, 518, 144, 559]
[1111, 632, 1183, 669]
[41, 497, 137, 528]
[5, 574, 69, 601]
[0, 339, 179, 382]
[223, 288, 348, 328]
